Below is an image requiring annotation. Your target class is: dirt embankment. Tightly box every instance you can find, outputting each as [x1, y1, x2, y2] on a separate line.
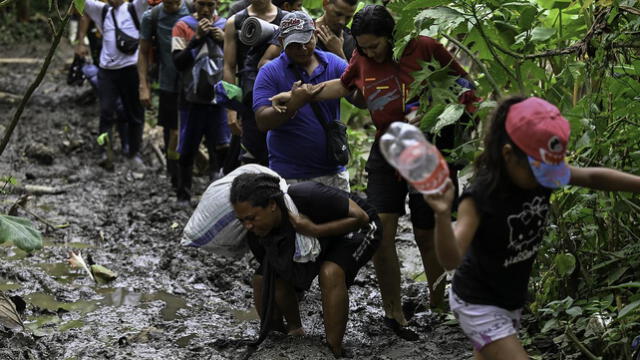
[0, 41, 471, 359]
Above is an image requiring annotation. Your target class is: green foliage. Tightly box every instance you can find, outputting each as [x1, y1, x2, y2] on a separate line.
[73, 0, 85, 14]
[393, 0, 640, 357]
[0, 214, 43, 252]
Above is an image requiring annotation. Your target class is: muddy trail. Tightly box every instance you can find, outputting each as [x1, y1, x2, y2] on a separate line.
[0, 41, 471, 359]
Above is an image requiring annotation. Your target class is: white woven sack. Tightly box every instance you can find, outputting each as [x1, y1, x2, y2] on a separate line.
[181, 164, 286, 258]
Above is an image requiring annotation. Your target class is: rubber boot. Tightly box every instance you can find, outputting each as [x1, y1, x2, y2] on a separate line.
[167, 159, 179, 189]
[116, 121, 129, 156]
[177, 162, 193, 202]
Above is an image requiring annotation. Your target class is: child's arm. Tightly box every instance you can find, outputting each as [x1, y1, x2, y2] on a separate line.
[569, 166, 640, 192]
[424, 180, 480, 270]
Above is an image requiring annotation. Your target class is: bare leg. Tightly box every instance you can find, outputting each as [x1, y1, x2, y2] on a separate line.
[372, 213, 406, 324]
[477, 335, 528, 360]
[274, 278, 303, 333]
[413, 227, 445, 309]
[319, 261, 348, 357]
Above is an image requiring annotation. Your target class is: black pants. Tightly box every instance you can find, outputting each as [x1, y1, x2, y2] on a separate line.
[97, 65, 144, 156]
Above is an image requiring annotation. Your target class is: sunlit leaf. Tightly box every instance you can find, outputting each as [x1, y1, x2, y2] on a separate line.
[432, 104, 465, 134]
[554, 253, 576, 277]
[73, 0, 85, 14]
[530, 27, 556, 42]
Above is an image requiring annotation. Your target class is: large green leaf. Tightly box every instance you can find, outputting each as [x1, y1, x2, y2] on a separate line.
[0, 215, 43, 252]
[537, 0, 572, 9]
[73, 0, 85, 14]
[554, 253, 576, 277]
[618, 299, 640, 320]
[530, 27, 556, 42]
[432, 104, 465, 134]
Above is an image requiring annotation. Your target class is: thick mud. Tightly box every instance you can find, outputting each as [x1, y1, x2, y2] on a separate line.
[0, 41, 471, 359]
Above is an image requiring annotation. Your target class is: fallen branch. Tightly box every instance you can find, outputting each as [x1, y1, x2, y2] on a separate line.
[151, 143, 167, 167]
[441, 33, 502, 98]
[566, 328, 601, 360]
[8, 184, 73, 195]
[0, 58, 44, 64]
[0, 0, 17, 8]
[18, 204, 69, 230]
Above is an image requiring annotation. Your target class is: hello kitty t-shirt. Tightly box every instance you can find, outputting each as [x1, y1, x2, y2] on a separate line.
[452, 183, 552, 310]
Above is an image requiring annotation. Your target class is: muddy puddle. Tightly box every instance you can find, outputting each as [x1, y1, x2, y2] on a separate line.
[0, 41, 471, 359]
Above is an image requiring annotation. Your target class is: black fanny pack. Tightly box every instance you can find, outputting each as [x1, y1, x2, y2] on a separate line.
[109, 4, 140, 55]
[291, 67, 350, 166]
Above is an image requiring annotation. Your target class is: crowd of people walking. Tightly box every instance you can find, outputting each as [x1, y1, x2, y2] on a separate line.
[69, 0, 640, 359]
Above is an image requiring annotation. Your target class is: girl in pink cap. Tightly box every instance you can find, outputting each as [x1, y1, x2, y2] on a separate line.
[423, 96, 640, 360]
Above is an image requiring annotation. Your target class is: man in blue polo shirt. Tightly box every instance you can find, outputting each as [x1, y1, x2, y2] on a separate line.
[253, 11, 349, 191]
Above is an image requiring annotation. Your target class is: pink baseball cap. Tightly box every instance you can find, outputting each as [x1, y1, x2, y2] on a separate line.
[505, 97, 571, 188]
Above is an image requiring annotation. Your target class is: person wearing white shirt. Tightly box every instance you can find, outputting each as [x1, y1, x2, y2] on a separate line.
[75, 0, 149, 166]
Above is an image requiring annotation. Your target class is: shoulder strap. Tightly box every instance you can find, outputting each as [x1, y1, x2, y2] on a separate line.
[290, 67, 329, 131]
[128, 3, 141, 31]
[150, 5, 162, 40]
[234, 9, 248, 31]
[101, 4, 109, 25]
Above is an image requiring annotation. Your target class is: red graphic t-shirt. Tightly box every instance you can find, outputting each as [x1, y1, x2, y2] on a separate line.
[340, 36, 471, 138]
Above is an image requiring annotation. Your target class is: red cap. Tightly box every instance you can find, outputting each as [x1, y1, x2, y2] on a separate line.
[506, 97, 570, 164]
[506, 97, 571, 188]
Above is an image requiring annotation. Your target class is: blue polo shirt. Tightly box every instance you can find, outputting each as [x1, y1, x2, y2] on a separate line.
[253, 49, 348, 179]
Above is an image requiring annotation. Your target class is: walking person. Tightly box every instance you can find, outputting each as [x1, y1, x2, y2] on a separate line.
[223, 0, 288, 166]
[75, 0, 149, 167]
[253, 11, 350, 191]
[172, 0, 230, 203]
[423, 96, 640, 360]
[230, 173, 380, 357]
[269, 4, 479, 339]
[138, 0, 191, 187]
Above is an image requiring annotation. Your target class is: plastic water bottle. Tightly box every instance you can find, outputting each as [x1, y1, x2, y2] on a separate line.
[379, 122, 450, 194]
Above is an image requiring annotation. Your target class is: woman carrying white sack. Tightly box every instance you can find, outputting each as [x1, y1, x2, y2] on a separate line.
[229, 172, 381, 358]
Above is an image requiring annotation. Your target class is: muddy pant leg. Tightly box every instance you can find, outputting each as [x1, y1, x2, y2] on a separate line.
[239, 108, 268, 166]
[159, 90, 180, 185]
[115, 97, 129, 154]
[115, 65, 145, 156]
[177, 104, 205, 200]
[203, 105, 229, 181]
[97, 68, 119, 140]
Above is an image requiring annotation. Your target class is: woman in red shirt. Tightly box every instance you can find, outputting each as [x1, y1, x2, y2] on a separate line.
[270, 5, 477, 340]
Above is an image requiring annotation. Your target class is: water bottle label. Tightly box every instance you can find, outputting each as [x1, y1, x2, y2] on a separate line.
[410, 157, 449, 194]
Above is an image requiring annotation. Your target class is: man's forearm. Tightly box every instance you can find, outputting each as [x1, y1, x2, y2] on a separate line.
[137, 41, 151, 88]
[76, 14, 91, 42]
[256, 106, 298, 131]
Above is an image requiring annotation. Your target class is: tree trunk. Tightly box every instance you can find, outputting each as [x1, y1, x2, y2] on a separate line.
[16, 0, 29, 22]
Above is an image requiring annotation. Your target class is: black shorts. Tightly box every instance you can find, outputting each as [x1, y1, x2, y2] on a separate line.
[253, 218, 381, 289]
[158, 90, 179, 129]
[365, 142, 458, 230]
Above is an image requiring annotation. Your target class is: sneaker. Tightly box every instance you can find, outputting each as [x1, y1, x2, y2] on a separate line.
[383, 316, 419, 341]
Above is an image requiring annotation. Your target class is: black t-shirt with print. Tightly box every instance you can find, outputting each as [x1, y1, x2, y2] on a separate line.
[452, 182, 552, 310]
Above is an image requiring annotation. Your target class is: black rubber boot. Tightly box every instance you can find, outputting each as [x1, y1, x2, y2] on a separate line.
[177, 163, 193, 202]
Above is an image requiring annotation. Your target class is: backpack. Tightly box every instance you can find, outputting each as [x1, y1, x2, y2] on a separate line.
[101, 3, 141, 54]
[180, 16, 224, 104]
